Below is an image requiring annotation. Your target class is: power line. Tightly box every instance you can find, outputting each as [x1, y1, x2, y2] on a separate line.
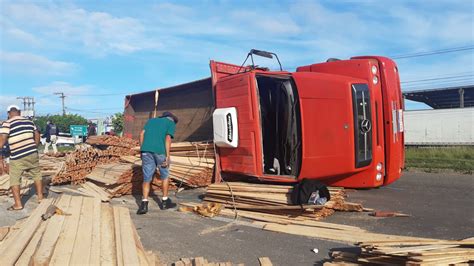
[285, 45, 474, 69]
[401, 74, 474, 84]
[392, 45, 474, 59]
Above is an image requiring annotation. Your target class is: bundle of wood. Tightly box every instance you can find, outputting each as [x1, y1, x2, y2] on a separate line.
[326, 239, 474, 265]
[203, 182, 362, 220]
[86, 135, 139, 149]
[51, 135, 141, 185]
[51, 145, 118, 184]
[40, 154, 66, 177]
[86, 162, 175, 198]
[119, 141, 215, 189]
[0, 195, 160, 265]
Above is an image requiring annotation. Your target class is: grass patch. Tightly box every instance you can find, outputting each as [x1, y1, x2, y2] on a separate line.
[405, 146, 474, 174]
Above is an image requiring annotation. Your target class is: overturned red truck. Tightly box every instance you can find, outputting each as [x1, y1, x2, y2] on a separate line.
[124, 50, 404, 188]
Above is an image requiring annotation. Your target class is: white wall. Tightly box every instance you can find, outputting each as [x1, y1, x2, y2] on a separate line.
[404, 108, 474, 145]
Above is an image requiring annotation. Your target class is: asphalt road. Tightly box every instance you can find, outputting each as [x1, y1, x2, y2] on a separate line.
[0, 171, 472, 265]
[124, 171, 474, 265]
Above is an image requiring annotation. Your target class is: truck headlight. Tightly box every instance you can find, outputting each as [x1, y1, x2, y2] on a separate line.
[371, 65, 377, 74]
[373, 76, 379, 85]
[376, 173, 382, 181]
[376, 163, 383, 171]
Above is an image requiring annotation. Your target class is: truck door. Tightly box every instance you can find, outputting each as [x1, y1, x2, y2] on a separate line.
[214, 72, 264, 177]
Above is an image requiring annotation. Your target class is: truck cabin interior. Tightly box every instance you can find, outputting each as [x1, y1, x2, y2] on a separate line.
[256, 75, 301, 177]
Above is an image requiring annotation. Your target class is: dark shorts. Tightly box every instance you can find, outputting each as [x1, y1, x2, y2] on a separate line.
[141, 152, 170, 182]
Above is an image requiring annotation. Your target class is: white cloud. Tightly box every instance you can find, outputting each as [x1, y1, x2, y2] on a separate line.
[32, 81, 92, 95]
[0, 95, 22, 115]
[4, 28, 40, 46]
[3, 2, 161, 56]
[0, 51, 77, 75]
[31, 82, 99, 114]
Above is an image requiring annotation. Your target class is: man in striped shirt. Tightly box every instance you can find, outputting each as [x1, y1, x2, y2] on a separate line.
[0, 105, 43, 210]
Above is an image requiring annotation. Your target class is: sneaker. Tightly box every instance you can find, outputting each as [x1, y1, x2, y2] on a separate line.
[162, 198, 176, 210]
[137, 200, 148, 215]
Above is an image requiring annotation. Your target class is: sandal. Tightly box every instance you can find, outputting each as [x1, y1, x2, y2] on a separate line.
[7, 205, 24, 211]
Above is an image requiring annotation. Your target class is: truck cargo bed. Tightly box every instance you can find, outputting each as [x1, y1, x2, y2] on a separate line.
[124, 77, 214, 142]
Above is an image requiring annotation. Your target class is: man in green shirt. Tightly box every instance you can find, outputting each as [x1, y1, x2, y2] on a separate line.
[137, 111, 178, 214]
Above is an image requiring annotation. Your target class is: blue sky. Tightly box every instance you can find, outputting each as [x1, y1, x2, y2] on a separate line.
[1, 0, 473, 118]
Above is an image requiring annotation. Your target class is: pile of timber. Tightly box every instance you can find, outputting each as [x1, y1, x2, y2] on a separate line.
[86, 162, 175, 198]
[51, 145, 119, 184]
[40, 154, 66, 177]
[86, 135, 139, 149]
[203, 182, 363, 220]
[325, 239, 474, 265]
[120, 141, 215, 188]
[51, 137, 140, 185]
[0, 195, 160, 265]
[0, 174, 33, 196]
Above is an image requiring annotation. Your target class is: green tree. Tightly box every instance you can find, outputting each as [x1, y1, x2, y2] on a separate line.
[111, 112, 124, 135]
[35, 114, 88, 134]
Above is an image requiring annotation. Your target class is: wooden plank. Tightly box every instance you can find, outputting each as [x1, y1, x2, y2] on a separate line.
[32, 195, 72, 266]
[117, 206, 140, 265]
[89, 198, 102, 265]
[49, 196, 83, 265]
[82, 182, 110, 202]
[113, 206, 124, 266]
[48, 186, 94, 197]
[15, 221, 48, 266]
[410, 252, 474, 262]
[69, 197, 95, 264]
[0, 198, 53, 265]
[0, 226, 9, 241]
[100, 204, 116, 265]
[263, 223, 434, 244]
[409, 247, 474, 256]
[373, 244, 459, 255]
[218, 208, 364, 232]
[258, 257, 273, 266]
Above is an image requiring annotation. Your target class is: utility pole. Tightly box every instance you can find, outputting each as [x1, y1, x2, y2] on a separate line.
[17, 96, 27, 111]
[16, 96, 35, 117]
[54, 92, 66, 116]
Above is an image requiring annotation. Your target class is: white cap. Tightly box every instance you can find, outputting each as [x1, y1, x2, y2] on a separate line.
[7, 105, 20, 112]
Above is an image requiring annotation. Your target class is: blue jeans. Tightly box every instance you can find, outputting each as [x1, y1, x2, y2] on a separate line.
[141, 152, 170, 182]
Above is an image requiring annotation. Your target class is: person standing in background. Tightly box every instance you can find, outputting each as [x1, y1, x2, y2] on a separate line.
[137, 111, 178, 215]
[42, 120, 59, 154]
[0, 105, 43, 210]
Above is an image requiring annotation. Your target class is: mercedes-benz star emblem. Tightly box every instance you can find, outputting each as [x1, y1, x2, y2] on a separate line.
[360, 119, 372, 134]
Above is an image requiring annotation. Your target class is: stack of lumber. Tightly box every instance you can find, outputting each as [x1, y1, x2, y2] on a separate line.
[86, 162, 173, 197]
[326, 239, 474, 265]
[0, 195, 160, 265]
[0, 174, 33, 196]
[203, 182, 362, 220]
[40, 154, 66, 177]
[51, 137, 140, 185]
[86, 135, 139, 149]
[119, 140, 215, 189]
[51, 145, 117, 184]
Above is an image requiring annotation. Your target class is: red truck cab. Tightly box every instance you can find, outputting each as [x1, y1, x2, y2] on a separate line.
[211, 56, 404, 188]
